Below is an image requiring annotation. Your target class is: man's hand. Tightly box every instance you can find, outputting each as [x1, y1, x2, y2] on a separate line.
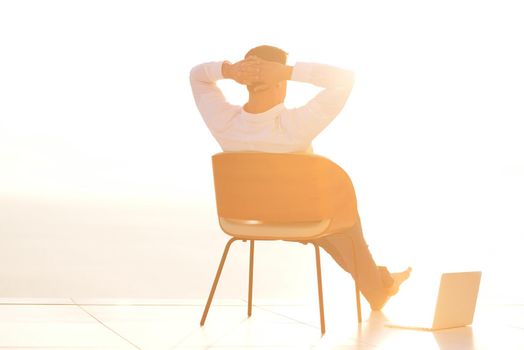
[222, 59, 260, 86]
[222, 56, 293, 91]
[247, 56, 292, 85]
[244, 56, 293, 92]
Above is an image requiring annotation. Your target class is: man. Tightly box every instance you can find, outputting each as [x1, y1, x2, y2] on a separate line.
[190, 45, 410, 310]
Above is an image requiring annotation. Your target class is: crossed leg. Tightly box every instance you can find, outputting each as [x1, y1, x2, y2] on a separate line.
[313, 215, 410, 310]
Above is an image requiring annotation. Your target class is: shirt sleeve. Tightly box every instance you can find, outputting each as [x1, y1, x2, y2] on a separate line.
[282, 62, 355, 142]
[189, 61, 239, 134]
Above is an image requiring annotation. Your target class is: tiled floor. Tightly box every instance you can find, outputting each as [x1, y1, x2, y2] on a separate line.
[0, 298, 522, 349]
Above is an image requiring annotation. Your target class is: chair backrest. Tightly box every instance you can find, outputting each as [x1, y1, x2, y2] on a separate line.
[212, 152, 358, 230]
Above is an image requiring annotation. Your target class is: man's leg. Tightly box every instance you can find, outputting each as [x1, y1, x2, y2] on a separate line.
[313, 216, 394, 310]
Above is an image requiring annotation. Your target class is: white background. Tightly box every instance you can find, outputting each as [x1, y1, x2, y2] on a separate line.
[1, 1, 523, 303]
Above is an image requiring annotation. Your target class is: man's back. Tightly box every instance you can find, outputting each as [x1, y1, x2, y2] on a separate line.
[190, 57, 355, 153]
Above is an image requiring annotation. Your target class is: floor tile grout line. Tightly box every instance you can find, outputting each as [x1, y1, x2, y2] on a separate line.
[250, 303, 320, 330]
[173, 308, 252, 349]
[73, 304, 246, 306]
[239, 297, 308, 307]
[247, 300, 374, 347]
[167, 326, 207, 349]
[1, 300, 521, 306]
[0, 302, 246, 307]
[239, 297, 320, 329]
[166, 300, 235, 349]
[194, 300, 269, 348]
[207, 316, 251, 348]
[0, 303, 76, 306]
[70, 297, 142, 350]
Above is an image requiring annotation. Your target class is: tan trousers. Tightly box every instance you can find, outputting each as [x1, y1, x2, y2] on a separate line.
[313, 215, 393, 310]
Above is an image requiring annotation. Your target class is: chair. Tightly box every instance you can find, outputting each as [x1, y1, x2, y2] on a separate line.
[200, 152, 362, 335]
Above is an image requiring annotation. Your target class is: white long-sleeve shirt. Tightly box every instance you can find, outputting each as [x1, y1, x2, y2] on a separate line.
[190, 61, 355, 153]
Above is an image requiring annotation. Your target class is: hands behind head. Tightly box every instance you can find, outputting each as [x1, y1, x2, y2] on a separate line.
[226, 56, 288, 92]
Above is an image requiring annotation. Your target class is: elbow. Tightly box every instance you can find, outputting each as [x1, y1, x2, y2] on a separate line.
[325, 68, 355, 95]
[326, 76, 355, 116]
[189, 65, 199, 83]
[339, 70, 355, 99]
[190, 62, 223, 85]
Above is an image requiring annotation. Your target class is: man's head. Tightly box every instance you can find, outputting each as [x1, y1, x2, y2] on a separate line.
[245, 45, 288, 98]
[245, 45, 287, 65]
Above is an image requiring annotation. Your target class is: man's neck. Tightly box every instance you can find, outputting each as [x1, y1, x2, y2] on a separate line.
[244, 92, 283, 114]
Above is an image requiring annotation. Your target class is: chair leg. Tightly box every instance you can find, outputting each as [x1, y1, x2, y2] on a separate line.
[350, 237, 362, 323]
[248, 240, 254, 317]
[200, 237, 238, 326]
[314, 244, 326, 335]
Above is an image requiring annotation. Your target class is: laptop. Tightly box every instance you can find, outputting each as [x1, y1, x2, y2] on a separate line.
[386, 271, 482, 331]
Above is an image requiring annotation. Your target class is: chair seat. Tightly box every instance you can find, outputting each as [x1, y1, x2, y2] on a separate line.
[219, 217, 331, 240]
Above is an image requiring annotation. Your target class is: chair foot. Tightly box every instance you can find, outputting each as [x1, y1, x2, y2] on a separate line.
[200, 238, 238, 326]
[314, 244, 326, 335]
[248, 240, 254, 317]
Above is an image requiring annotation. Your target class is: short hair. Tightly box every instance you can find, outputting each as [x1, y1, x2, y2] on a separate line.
[245, 45, 287, 65]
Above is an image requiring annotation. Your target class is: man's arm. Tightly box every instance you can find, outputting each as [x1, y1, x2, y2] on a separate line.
[284, 62, 355, 141]
[190, 60, 260, 133]
[189, 62, 237, 133]
[251, 58, 354, 141]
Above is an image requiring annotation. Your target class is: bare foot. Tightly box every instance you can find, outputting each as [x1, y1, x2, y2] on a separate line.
[370, 267, 412, 311]
[387, 267, 412, 296]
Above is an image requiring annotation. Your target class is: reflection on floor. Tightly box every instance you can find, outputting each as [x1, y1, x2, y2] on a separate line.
[0, 298, 522, 349]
